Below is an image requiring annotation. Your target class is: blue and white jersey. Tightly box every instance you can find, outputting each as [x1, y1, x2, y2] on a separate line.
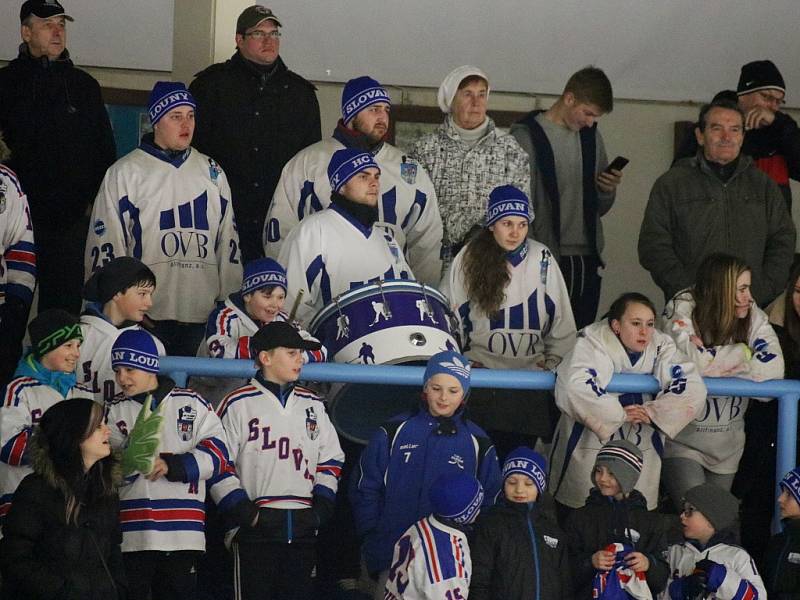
[106, 385, 233, 552]
[660, 293, 784, 473]
[277, 205, 413, 326]
[443, 238, 576, 371]
[385, 516, 471, 600]
[85, 142, 242, 323]
[549, 322, 706, 509]
[265, 138, 442, 286]
[212, 379, 343, 512]
[0, 164, 35, 308]
[0, 378, 93, 527]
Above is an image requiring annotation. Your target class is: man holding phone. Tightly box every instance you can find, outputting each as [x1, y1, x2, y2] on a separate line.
[511, 67, 623, 328]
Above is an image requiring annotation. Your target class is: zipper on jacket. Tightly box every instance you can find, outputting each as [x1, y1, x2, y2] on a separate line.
[287, 510, 293, 544]
[526, 512, 541, 600]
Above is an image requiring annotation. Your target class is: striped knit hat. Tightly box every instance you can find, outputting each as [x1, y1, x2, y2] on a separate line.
[429, 472, 484, 525]
[503, 447, 548, 495]
[592, 439, 644, 495]
[781, 468, 800, 507]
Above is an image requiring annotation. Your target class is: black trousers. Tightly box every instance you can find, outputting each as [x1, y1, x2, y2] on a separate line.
[123, 550, 202, 600]
[233, 540, 315, 600]
[37, 217, 88, 314]
[558, 254, 603, 329]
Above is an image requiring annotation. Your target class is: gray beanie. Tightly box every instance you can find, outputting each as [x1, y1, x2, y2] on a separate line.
[592, 439, 644, 495]
[683, 484, 739, 532]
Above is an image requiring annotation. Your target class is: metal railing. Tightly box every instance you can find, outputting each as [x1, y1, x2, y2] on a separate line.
[161, 356, 800, 529]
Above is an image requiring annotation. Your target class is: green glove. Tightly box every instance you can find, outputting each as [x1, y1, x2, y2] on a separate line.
[121, 394, 164, 477]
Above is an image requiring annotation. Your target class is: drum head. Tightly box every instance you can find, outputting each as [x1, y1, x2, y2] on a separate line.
[329, 359, 426, 444]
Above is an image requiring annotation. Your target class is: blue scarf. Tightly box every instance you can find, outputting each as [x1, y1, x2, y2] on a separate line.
[14, 353, 77, 398]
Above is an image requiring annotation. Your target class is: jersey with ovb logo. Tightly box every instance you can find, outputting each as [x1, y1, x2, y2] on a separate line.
[85, 145, 242, 322]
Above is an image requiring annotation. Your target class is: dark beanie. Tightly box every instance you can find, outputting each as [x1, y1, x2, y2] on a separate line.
[28, 309, 82, 359]
[683, 483, 739, 532]
[737, 60, 785, 96]
[37, 398, 96, 458]
[592, 439, 644, 495]
[84, 257, 155, 304]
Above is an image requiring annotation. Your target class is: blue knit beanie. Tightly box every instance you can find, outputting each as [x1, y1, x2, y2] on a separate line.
[781, 467, 800, 507]
[429, 472, 484, 525]
[423, 350, 471, 396]
[241, 258, 287, 296]
[111, 330, 160, 374]
[327, 148, 380, 194]
[486, 185, 532, 227]
[341, 76, 391, 125]
[502, 447, 548, 495]
[148, 81, 196, 126]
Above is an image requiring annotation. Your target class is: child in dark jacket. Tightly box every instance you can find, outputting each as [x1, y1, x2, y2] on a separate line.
[763, 467, 800, 599]
[565, 439, 669, 599]
[470, 447, 574, 600]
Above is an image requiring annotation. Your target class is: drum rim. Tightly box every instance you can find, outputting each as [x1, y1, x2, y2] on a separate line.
[308, 280, 450, 331]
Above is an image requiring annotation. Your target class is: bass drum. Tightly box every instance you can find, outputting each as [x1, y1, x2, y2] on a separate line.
[309, 280, 459, 443]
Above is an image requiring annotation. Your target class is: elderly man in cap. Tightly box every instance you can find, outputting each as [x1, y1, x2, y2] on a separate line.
[0, 0, 115, 315]
[278, 148, 412, 327]
[85, 81, 241, 357]
[265, 75, 443, 286]
[675, 60, 800, 211]
[190, 6, 321, 263]
[411, 65, 529, 275]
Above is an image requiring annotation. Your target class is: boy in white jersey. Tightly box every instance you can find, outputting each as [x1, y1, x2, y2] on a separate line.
[79, 256, 163, 404]
[215, 321, 344, 600]
[106, 329, 234, 600]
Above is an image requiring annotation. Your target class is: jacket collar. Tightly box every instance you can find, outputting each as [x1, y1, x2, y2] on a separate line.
[441, 114, 497, 145]
[692, 151, 753, 183]
[230, 51, 287, 81]
[139, 133, 192, 168]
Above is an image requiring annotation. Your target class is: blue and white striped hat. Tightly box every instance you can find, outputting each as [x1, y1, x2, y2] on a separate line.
[111, 330, 160, 374]
[148, 81, 196, 126]
[503, 447, 548, 495]
[241, 258, 287, 296]
[327, 148, 380, 194]
[429, 472, 484, 525]
[781, 467, 800, 507]
[341, 76, 391, 125]
[423, 350, 471, 396]
[592, 439, 644, 494]
[486, 185, 532, 227]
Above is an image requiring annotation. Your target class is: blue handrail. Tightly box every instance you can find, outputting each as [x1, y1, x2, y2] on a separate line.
[160, 356, 799, 531]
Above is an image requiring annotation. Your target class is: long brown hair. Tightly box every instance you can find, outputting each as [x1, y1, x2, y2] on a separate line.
[461, 228, 509, 316]
[690, 253, 751, 346]
[782, 259, 800, 345]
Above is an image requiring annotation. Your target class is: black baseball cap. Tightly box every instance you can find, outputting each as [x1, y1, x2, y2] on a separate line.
[250, 321, 321, 353]
[236, 5, 281, 34]
[20, 0, 74, 23]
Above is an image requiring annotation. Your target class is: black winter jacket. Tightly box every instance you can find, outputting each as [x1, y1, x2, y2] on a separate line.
[470, 497, 574, 600]
[0, 440, 126, 599]
[189, 52, 321, 259]
[564, 489, 669, 598]
[0, 46, 116, 231]
[763, 517, 800, 599]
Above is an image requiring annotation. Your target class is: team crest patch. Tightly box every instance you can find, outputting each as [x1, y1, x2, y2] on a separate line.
[400, 161, 417, 184]
[176, 405, 197, 441]
[208, 158, 221, 183]
[305, 406, 319, 440]
[94, 219, 106, 236]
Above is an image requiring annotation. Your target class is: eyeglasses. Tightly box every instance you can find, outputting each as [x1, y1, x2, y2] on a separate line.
[244, 30, 281, 41]
[681, 504, 697, 517]
[757, 91, 786, 107]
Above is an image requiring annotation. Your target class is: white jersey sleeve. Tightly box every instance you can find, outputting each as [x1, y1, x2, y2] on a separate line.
[0, 166, 36, 306]
[277, 221, 326, 327]
[85, 168, 130, 278]
[263, 150, 317, 259]
[398, 166, 443, 287]
[213, 172, 243, 304]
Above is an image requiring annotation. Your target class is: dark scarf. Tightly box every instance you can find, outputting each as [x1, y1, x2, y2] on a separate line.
[331, 191, 379, 228]
[332, 120, 384, 154]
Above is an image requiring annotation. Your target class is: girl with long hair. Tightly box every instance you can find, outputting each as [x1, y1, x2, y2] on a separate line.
[442, 184, 576, 458]
[549, 292, 705, 520]
[660, 252, 784, 509]
[0, 398, 126, 599]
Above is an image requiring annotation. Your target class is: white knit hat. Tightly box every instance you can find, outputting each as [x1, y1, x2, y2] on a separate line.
[437, 65, 490, 114]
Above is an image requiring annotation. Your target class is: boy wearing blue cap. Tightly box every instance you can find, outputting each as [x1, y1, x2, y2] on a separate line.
[85, 80, 242, 357]
[351, 350, 501, 598]
[763, 467, 800, 597]
[384, 472, 484, 600]
[470, 447, 574, 600]
[105, 329, 236, 600]
[278, 147, 413, 325]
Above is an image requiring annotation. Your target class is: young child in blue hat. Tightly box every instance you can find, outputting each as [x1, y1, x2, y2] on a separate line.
[763, 467, 800, 597]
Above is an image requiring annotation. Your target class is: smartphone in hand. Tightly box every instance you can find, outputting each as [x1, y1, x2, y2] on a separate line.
[604, 156, 629, 173]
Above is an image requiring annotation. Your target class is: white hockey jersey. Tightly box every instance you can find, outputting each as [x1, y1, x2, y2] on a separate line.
[660, 293, 784, 473]
[660, 540, 765, 600]
[384, 515, 472, 600]
[85, 143, 242, 323]
[277, 205, 413, 327]
[443, 239, 576, 370]
[78, 307, 167, 404]
[211, 379, 344, 512]
[0, 377, 94, 525]
[106, 383, 233, 552]
[549, 322, 706, 509]
[0, 165, 36, 307]
[265, 138, 443, 286]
